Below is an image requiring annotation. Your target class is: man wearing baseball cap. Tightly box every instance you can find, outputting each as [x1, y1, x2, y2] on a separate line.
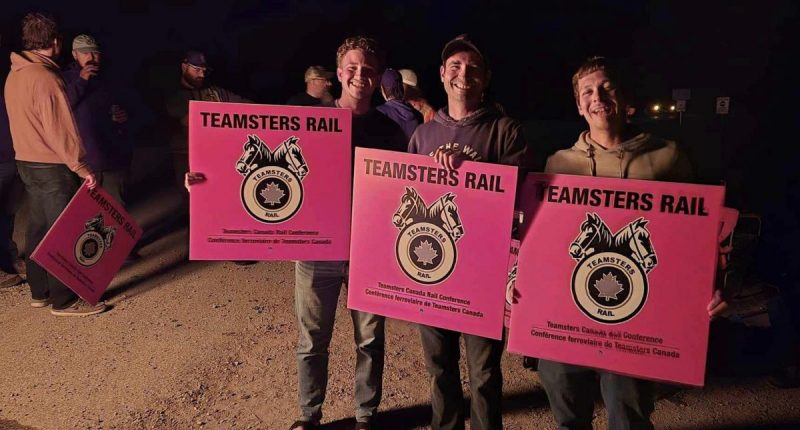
[408, 34, 530, 430]
[62, 34, 132, 206]
[286, 65, 334, 106]
[398, 68, 435, 123]
[165, 49, 250, 187]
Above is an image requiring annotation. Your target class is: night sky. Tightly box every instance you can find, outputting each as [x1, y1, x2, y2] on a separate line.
[1, 0, 798, 209]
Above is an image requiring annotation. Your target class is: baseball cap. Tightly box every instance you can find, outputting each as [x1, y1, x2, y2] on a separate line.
[304, 65, 334, 82]
[380, 68, 403, 92]
[184, 50, 209, 69]
[398, 69, 418, 87]
[72, 34, 100, 53]
[441, 34, 486, 66]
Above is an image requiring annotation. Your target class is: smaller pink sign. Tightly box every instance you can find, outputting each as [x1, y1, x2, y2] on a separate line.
[31, 182, 143, 305]
[719, 206, 739, 244]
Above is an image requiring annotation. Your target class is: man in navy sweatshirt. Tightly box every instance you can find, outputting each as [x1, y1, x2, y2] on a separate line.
[62, 34, 131, 205]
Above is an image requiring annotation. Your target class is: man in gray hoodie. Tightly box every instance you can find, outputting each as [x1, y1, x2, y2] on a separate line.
[407, 34, 529, 430]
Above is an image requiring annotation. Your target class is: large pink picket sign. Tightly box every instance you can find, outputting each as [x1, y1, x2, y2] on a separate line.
[188, 101, 352, 260]
[507, 173, 725, 386]
[347, 148, 518, 339]
[31, 183, 142, 305]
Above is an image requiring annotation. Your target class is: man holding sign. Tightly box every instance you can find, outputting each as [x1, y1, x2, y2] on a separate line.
[537, 56, 726, 430]
[291, 37, 405, 430]
[5, 13, 103, 316]
[408, 34, 529, 430]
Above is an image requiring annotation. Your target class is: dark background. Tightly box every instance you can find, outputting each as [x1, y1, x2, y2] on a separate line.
[1, 0, 797, 211]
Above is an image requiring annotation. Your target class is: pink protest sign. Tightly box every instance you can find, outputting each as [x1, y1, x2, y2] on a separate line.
[507, 173, 725, 386]
[188, 101, 352, 261]
[31, 183, 142, 305]
[347, 148, 518, 339]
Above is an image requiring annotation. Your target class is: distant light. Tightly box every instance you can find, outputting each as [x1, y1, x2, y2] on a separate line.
[652, 104, 661, 112]
[669, 105, 676, 111]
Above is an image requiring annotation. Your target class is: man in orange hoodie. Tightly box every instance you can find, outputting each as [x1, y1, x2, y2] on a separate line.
[4, 12, 104, 316]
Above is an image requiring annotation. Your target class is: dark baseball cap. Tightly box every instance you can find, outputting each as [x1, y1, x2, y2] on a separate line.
[380, 68, 403, 92]
[183, 50, 210, 69]
[441, 34, 486, 66]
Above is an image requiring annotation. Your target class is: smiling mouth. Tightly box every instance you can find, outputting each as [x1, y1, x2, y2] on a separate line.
[349, 79, 367, 89]
[591, 105, 612, 115]
[452, 81, 473, 91]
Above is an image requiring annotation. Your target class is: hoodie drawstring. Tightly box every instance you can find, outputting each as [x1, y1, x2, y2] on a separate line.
[617, 148, 625, 179]
[586, 145, 597, 176]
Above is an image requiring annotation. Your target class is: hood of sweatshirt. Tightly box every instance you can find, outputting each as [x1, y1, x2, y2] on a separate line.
[381, 99, 418, 121]
[10, 51, 59, 73]
[433, 104, 503, 128]
[567, 129, 669, 178]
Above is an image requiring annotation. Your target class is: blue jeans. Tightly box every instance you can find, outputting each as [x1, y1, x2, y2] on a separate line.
[537, 359, 655, 430]
[16, 161, 80, 308]
[419, 325, 504, 430]
[294, 261, 385, 423]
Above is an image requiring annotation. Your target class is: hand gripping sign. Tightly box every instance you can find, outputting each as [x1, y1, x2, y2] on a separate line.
[188, 101, 352, 261]
[507, 173, 724, 386]
[347, 148, 518, 339]
[31, 183, 142, 305]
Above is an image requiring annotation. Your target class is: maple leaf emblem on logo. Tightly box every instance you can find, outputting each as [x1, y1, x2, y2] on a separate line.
[593, 272, 624, 301]
[414, 240, 438, 266]
[260, 182, 285, 206]
[83, 241, 97, 256]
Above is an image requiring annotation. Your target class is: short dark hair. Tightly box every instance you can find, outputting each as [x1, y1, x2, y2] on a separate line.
[335, 36, 384, 69]
[571, 56, 628, 100]
[21, 12, 59, 51]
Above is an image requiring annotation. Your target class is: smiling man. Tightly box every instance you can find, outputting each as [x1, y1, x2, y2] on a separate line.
[540, 56, 727, 430]
[290, 36, 405, 430]
[407, 34, 529, 430]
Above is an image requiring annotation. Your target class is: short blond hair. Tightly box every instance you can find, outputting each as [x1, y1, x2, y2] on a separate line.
[335, 36, 383, 68]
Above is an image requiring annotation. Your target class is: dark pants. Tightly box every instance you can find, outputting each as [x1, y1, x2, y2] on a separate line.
[537, 359, 655, 430]
[98, 170, 127, 207]
[419, 325, 504, 430]
[17, 161, 80, 308]
[0, 160, 19, 272]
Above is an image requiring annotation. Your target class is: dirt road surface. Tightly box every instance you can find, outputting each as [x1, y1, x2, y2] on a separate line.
[1, 187, 799, 430]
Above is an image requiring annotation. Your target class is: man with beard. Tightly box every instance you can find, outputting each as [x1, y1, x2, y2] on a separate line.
[286, 65, 334, 106]
[62, 34, 131, 204]
[165, 50, 250, 187]
[407, 34, 530, 430]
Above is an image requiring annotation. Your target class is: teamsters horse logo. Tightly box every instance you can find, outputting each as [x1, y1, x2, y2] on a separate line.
[235, 135, 308, 223]
[392, 187, 464, 285]
[74, 213, 116, 267]
[569, 213, 658, 324]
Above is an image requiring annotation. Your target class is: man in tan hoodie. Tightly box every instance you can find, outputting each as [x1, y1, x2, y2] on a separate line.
[539, 56, 727, 430]
[4, 12, 104, 316]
